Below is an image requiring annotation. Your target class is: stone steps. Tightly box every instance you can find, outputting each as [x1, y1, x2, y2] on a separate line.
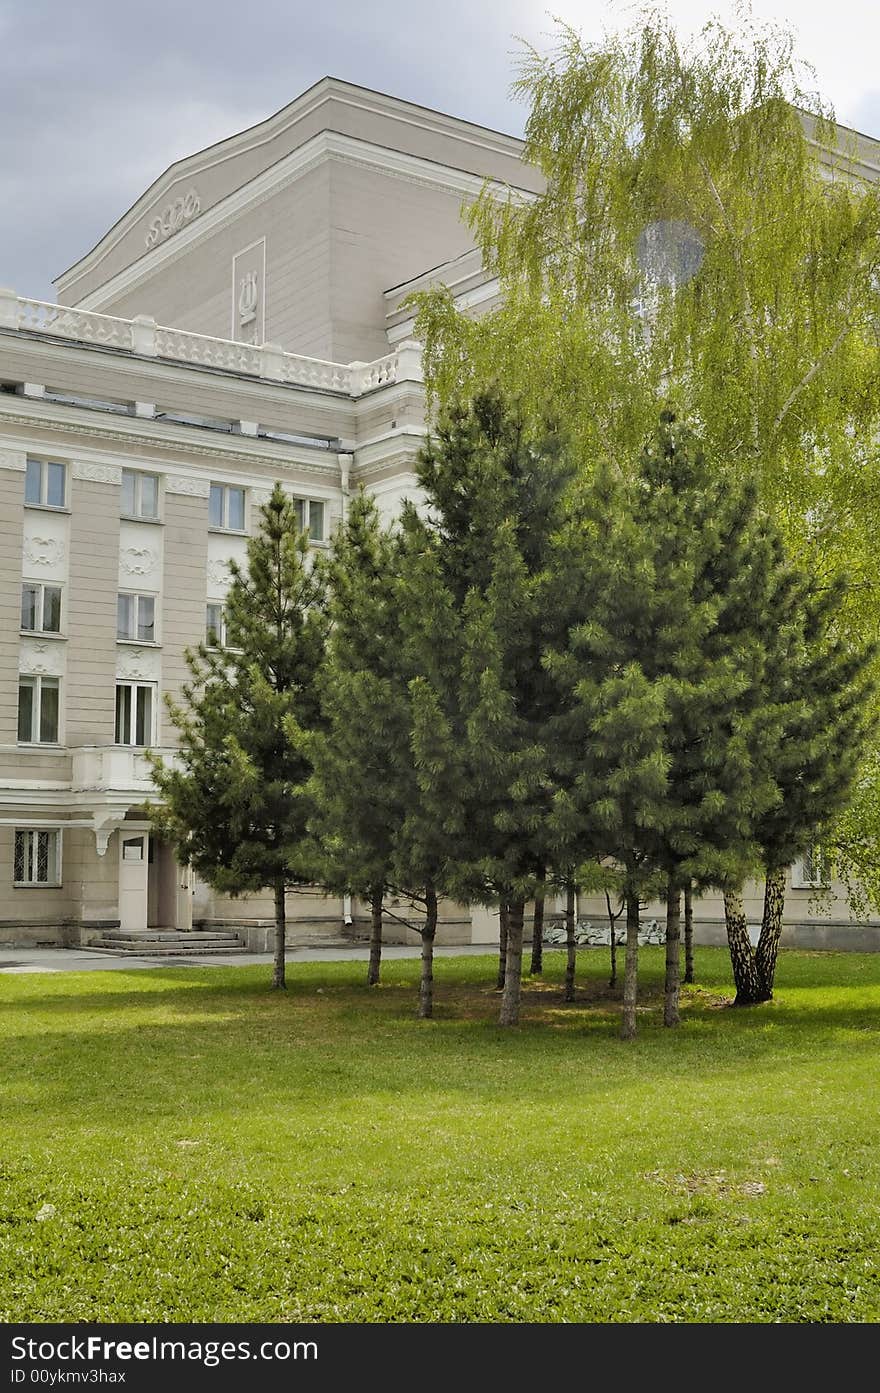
[82, 930, 246, 956]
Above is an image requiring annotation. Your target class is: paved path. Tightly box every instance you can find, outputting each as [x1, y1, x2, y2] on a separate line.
[0, 944, 497, 975]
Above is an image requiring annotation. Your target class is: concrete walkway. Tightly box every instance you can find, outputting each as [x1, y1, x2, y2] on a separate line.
[0, 943, 497, 975]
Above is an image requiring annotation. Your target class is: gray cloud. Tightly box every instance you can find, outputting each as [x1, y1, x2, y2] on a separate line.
[0, 0, 543, 299]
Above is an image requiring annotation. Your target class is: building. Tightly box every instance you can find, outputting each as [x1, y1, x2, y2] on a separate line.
[0, 79, 876, 952]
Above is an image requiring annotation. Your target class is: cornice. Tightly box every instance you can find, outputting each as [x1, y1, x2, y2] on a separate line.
[0, 405, 343, 480]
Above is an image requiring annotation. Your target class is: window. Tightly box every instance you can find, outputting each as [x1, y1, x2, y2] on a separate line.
[24, 458, 66, 509]
[14, 829, 61, 887]
[209, 483, 245, 531]
[121, 469, 159, 520]
[206, 603, 227, 648]
[18, 676, 60, 744]
[21, 583, 62, 634]
[294, 497, 325, 543]
[792, 846, 831, 889]
[117, 593, 156, 643]
[115, 682, 154, 746]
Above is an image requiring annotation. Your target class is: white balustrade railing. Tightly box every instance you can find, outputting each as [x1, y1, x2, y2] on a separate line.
[0, 289, 423, 396]
[155, 325, 264, 376]
[351, 354, 398, 394]
[14, 297, 135, 350]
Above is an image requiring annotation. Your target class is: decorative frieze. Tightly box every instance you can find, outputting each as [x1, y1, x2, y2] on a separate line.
[0, 449, 26, 472]
[144, 188, 201, 248]
[71, 461, 122, 485]
[164, 475, 211, 498]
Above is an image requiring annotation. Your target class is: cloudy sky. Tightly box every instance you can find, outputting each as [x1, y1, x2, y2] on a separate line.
[2, 0, 878, 301]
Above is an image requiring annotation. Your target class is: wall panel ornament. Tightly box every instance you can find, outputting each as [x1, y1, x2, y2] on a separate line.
[206, 559, 232, 590]
[0, 449, 26, 472]
[20, 643, 63, 677]
[72, 461, 122, 485]
[117, 648, 149, 679]
[120, 545, 159, 577]
[164, 474, 210, 498]
[23, 536, 65, 568]
[145, 189, 201, 248]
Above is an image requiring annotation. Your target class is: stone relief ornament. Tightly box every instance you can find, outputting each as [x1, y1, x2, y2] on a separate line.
[120, 545, 159, 577]
[207, 559, 232, 589]
[238, 272, 259, 325]
[23, 536, 65, 568]
[0, 450, 26, 472]
[145, 188, 201, 248]
[71, 462, 122, 485]
[118, 649, 148, 679]
[20, 643, 62, 677]
[164, 474, 211, 498]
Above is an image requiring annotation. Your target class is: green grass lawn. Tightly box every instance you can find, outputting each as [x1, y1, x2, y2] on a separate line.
[1, 946, 879, 1323]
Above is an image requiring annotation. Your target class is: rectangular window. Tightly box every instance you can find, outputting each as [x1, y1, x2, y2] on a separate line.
[209, 483, 246, 531]
[117, 593, 156, 643]
[793, 846, 831, 889]
[14, 829, 61, 886]
[121, 468, 160, 520]
[294, 497, 325, 543]
[21, 583, 62, 634]
[206, 603, 227, 648]
[115, 682, 154, 746]
[18, 675, 60, 744]
[24, 458, 66, 509]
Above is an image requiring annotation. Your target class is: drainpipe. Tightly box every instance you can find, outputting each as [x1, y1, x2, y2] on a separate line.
[338, 449, 353, 524]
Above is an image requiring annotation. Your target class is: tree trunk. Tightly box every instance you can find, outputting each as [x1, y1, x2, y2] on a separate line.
[530, 874, 545, 975]
[605, 891, 618, 989]
[723, 886, 765, 1005]
[418, 885, 438, 1020]
[664, 875, 681, 1028]
[755, 865, 786, 1000]
[496, 904, 509, 990]
[563, 878, 577, 1002]
[367, 886, 383, 986]
[683, 882, 694, 985]
[272, 876, 287, 990]
[499, 899, 525, 1026]
[621, 888, 640, 1040]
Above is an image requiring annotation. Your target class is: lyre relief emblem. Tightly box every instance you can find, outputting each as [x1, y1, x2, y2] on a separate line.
[238, 272, 259, 325]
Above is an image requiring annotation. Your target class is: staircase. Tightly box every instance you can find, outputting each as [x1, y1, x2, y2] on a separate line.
[82, 930, 247, 957]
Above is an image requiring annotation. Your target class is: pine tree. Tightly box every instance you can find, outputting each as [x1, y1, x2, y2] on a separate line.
[302, 490, 410, 987]
[735, 576, 876, 1001]
[407, 390, 575, 1026]
[149, 484, 326, 989]
[545, 416, 787, 1035]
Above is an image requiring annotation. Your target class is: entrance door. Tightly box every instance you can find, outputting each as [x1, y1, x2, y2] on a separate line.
[118, 832, 149, 932]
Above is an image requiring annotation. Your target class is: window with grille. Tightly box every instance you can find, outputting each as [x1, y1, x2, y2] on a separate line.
[121, 469, 159, 520]
[208, 483, 246, 531]
[115, 682, 154, 746]
[17, 675, 60, 743]
[14, 829, 61, 886]
[21, 583, 62, 634]
[24, 458, 66, 509]
[117, 593, 156, 643]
